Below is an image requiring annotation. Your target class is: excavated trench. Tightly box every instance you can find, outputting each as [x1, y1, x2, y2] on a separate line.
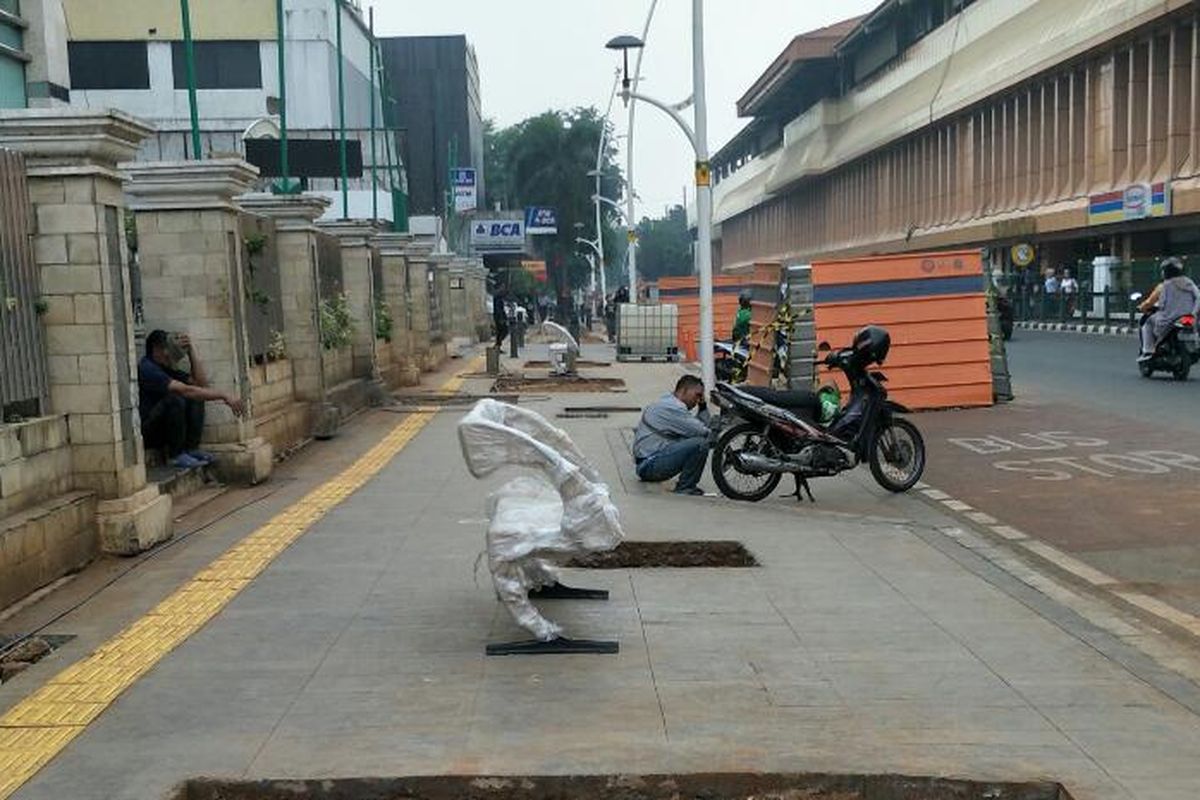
[174, 772, 1073, 800]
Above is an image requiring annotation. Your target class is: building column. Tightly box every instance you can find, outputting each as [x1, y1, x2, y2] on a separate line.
[0, 109, 173, 555]
[124, 158, 274, 486]
[317, 219, 386, 402]
[374, 232, 420, 387]
[237, 193, 339, 438]
[426, 252, 453, 369]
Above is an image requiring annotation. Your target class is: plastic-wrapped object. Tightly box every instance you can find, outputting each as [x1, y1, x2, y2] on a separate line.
[458, 399, 623, 641]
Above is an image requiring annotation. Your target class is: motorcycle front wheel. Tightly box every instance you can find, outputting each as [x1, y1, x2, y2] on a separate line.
[868, 418, 926, 493]
[711, 422, 783, 502]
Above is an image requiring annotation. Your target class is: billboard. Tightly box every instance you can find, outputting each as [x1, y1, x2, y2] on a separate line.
[525, 206, 558, 235]
[471, 219, 525, 253]
[451, 168, 477, 213]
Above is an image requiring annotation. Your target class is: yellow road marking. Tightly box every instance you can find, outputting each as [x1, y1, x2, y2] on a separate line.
[0, 362, 477, 798]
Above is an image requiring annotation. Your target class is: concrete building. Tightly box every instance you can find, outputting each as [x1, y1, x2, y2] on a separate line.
[379, 35, 484, 218]
[710, 0, 1200, 279]
[59, 0, 405, 222]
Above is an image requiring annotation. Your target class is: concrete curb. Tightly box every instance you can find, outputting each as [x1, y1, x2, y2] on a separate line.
[1015, 320, 1135, 336]
[914, 483, 1200, 644]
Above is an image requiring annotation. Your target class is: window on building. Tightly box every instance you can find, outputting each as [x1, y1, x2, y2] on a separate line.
[0, 0, 25, 108]
[171, 41, 261, 90]
[69, 42, 150, 90]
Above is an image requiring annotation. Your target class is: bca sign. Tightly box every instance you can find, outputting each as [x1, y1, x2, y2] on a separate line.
[471, 219, 525, 253]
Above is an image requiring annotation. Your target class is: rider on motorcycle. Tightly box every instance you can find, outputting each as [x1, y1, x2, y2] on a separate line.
[732, 290, 752, 342]
[1138, 257, 1200, 361]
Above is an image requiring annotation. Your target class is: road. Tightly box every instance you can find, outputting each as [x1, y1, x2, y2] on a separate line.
[918, 329, 1200, 619]
[1007, 329, 1200, 435]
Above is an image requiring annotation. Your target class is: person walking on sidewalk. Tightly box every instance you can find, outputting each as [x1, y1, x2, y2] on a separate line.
[138, 330, 244, 469]
[632, 375, 713, 496]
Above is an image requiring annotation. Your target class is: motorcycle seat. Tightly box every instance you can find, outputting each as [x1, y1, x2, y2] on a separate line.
[736, 385, 821, 418]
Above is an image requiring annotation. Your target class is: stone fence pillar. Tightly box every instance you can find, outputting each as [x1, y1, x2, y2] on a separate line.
[373, 232, 420, 387]
[0, 108, 172, 554]
[317, 220, 385, 397]
[123, 159, 273, 485]
[238, 193, 338, 438]
[404, 239, 435, 369]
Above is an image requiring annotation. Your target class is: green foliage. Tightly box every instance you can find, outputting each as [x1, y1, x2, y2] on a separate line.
[636, 205, 693, 280]
[318, 293, 354, 350]
[243, 232, 267, 254]
[374, 297, 394, 342]
[33, 297, 49, 316]
[124, 209, 138, 254]
[483, 108, 627, 292]
[266, 329, 287, 361]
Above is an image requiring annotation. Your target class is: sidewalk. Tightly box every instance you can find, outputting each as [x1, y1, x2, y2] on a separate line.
[3, 344, 1200, 799]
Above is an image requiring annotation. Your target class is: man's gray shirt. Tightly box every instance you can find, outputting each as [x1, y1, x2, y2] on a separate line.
[632, 393, 711, 460]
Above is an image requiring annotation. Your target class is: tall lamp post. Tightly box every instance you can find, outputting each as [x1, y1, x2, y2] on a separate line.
[625, 0, 660, 298]
[606, 0, 714, 390]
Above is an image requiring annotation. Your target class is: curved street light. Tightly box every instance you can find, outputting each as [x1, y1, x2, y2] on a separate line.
[606, 0, 714, 390]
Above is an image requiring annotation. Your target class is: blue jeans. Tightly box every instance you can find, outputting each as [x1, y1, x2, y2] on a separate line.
[636, 437, 709, 492]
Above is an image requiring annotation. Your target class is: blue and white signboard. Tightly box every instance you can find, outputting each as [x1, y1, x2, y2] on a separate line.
[451, 168, 477, 212]
[525, 206, 558, 235]
[471, 219, 525, 253]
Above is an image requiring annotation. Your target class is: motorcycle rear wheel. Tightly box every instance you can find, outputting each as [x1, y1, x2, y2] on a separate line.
[711, 422, 783, 502]
[1139, 360, 1154, 378]
[1174, 359, 1191, 381]
[868, 418, 926, 493]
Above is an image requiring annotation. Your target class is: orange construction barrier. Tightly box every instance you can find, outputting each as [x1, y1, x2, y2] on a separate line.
[811, 250, 993, 410]
[656, 275, 745, 363]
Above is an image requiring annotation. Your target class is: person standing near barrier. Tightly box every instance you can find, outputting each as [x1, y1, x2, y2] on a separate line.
[492, 287, 509, 350]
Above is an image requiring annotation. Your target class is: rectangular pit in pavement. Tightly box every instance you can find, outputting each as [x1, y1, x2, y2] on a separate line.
[172, 772, 1072, 800]
[568, 541, 759, 569]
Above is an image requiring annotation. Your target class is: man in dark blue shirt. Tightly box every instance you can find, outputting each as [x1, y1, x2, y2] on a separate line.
[138, 330, 244, 469]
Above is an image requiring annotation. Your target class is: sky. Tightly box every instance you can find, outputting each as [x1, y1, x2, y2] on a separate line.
[364, 0, 881, 220]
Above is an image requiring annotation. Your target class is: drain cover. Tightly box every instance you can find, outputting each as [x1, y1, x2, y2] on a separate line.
[174, 772, 1072, 800]
[568, 541, 758, 569]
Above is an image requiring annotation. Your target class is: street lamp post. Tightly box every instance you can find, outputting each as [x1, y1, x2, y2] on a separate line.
[606, 0, 714, 391]
[626, 0, 660, 300]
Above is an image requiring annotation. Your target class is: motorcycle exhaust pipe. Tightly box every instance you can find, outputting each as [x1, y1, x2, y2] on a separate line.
[736, 452, 797, 474]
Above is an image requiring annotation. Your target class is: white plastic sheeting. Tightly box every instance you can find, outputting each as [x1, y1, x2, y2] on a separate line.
[458, 399, 623, 640]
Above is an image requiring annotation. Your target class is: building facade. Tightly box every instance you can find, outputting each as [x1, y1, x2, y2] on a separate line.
[379, 35, 484, 218]
[711, 0, 1200, 278]
[59, 0, 404, 221]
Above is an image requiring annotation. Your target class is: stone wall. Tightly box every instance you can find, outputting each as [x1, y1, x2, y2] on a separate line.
[248, 358, 308, 456]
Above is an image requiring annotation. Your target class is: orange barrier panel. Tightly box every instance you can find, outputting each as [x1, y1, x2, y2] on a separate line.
[745, 262, 783, 386]
[811, 250, 992, 410]
[654, 275, 745, 363]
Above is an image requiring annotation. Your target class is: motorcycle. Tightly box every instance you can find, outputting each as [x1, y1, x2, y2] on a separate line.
[1130, 292, 1199, 381]
[709, 325, 926, 502]
[714, 339, 749, 383]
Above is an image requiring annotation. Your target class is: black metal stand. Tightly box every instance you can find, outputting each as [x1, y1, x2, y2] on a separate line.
[486, 637, 619, 656]
[528, 582, 609, 600]
[790, 474, 815, 502]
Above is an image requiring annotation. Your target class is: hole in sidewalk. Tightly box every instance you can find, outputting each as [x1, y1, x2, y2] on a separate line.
[0, 633, 75, 683]
[491, 376, 627, 394]
[524, 359, 612, 368]
[174, 772, 1073, 800]
[568, 541, 758, 569]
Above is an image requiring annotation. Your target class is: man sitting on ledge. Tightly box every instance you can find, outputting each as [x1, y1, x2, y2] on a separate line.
[138, 330, 244, 469]
[632, 374, 713, 496]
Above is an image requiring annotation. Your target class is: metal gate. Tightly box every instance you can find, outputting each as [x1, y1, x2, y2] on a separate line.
[0, 148, 48, 421]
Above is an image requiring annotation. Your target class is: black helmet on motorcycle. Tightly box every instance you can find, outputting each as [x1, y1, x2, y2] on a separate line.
[738, 289, 752, 307]
[851, 325, 891, 366]
[1161, 256, 1184, 280]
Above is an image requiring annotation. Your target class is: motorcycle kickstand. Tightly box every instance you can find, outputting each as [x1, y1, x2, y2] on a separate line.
[789, 473, 816, 503]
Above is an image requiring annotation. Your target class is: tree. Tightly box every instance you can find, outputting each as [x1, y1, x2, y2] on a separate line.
[483, 109, 626, 295]
[635, 205, 693, 280]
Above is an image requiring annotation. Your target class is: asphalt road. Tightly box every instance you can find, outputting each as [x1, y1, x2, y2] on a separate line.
[1006, 329, 1200, 435]
[917, 329, 1200, 619]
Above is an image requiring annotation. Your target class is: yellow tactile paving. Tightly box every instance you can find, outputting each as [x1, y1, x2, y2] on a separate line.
[0, 363, 475, 799]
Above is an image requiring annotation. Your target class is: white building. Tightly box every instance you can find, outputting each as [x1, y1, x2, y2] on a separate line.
[61, 0, 405, 222]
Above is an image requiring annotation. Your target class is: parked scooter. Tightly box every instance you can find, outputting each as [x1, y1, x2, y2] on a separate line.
[714, 339, 749, 383]
[1131, 292, 1199, 381]
[709, 325, 926, 502]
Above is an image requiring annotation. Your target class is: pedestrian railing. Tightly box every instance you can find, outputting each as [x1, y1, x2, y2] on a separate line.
[1006, 286, 1140, 328]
